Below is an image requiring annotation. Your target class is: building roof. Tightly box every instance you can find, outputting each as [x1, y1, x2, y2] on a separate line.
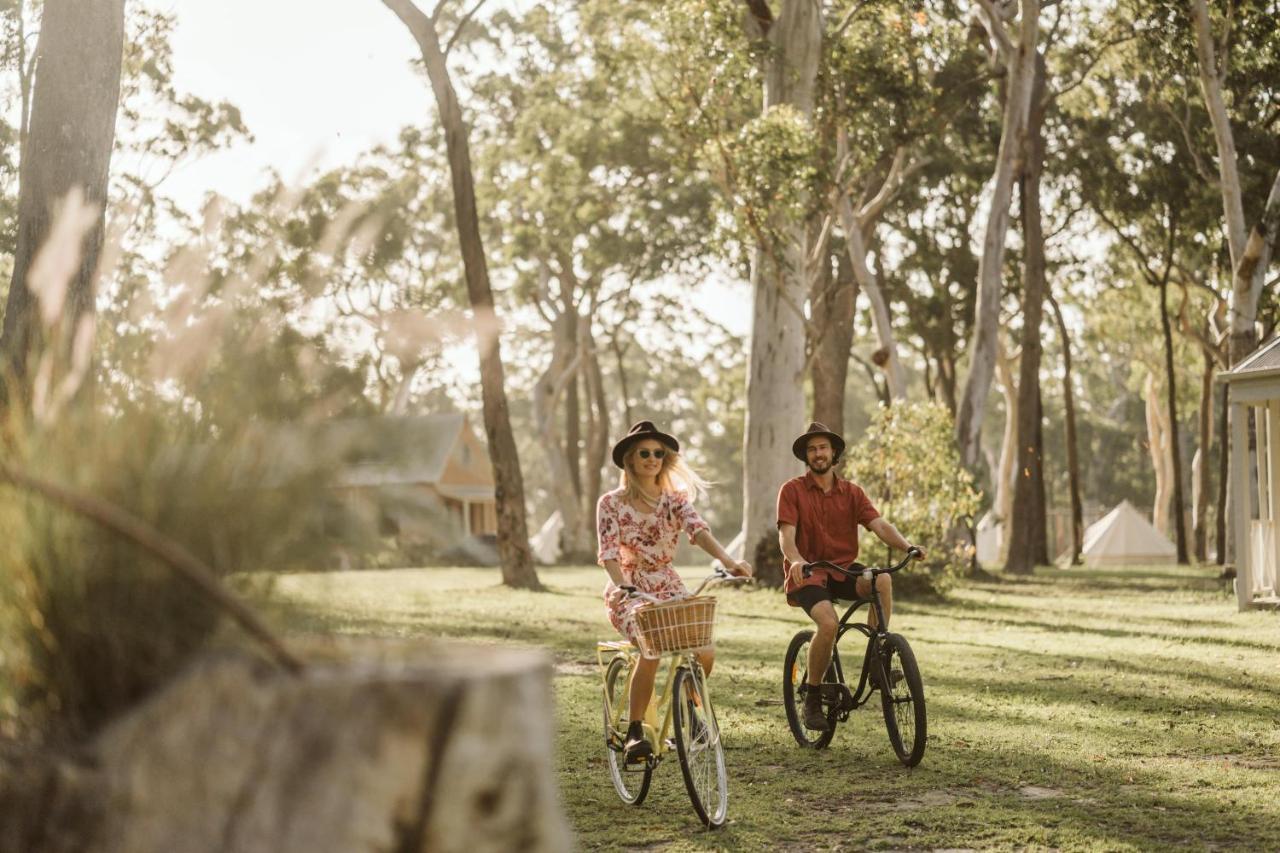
[1221, 337, 1280, 384]
[331, 413, 472, 488]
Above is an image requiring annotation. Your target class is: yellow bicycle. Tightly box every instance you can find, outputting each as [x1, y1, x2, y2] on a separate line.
[597, 568, 749, 828]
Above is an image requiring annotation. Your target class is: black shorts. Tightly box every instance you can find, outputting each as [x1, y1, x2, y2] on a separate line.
[788, 575, 863, 615]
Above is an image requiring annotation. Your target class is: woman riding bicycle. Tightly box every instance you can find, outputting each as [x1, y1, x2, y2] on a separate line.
[597, 420, 752, 762]
[777, 422, 926, 732]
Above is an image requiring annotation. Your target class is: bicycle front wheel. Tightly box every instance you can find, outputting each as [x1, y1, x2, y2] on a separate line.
[604, 656, 652, 804]
[782, 630, 838, 749]
[672, 664, 728, 828]
[878, 632, 927, 767]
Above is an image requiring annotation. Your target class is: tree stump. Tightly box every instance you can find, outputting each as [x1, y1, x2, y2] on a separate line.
[1, 641, 572, 853]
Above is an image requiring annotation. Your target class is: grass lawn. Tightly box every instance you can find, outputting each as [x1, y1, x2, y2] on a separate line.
[261, 562, 1280, 851]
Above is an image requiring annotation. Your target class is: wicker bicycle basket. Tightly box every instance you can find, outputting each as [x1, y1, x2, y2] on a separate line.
[632, 595, 718, 658]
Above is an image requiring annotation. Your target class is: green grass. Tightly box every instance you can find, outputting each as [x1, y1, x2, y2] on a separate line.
[261, 563, 1280, 851]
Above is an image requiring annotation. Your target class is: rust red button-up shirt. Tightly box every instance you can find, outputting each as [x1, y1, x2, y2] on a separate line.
[776, 472, 881, 602]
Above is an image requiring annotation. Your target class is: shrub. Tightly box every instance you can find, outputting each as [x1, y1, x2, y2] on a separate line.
[844, 402, 981, 595]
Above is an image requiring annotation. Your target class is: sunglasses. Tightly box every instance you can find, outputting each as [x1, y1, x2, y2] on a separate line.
[637, 449, 667, 460]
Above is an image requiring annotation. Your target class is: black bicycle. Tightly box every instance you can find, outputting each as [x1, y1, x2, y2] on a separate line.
[781, 548, 927, 766]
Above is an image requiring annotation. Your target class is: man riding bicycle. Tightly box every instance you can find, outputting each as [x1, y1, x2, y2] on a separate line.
[777, 422, 927, 732]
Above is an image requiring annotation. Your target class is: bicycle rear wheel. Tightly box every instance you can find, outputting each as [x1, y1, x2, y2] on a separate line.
[782, 630, 838, 749]
[673, 664, 727, 828]
[878, 633, 927, 767]
[603, 656, 652, 804]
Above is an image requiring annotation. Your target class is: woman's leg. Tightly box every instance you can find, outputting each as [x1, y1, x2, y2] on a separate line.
[628, 655, 660, 722]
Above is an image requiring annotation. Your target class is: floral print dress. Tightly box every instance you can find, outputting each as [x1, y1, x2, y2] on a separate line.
[596, 488, 710, 645]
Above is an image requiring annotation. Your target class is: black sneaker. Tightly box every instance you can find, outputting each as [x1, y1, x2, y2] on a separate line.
[623, 721, 652, 762]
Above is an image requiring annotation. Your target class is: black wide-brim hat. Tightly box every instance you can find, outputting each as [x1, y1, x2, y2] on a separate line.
[611, 420, 680, 469]
[792, 421, 846, 462]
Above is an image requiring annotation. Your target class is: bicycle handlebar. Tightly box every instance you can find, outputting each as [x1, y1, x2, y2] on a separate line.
[799, 546, 923, 580]
[619, 567, 752, 604]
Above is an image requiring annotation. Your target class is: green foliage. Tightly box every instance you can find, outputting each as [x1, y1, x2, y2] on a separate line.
[845, 402, 980, 592]
[0, 404, 354, 733]
[713, 104, 819, 246]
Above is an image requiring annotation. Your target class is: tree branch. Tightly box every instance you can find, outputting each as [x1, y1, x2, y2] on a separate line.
[443, 0, 488, 57]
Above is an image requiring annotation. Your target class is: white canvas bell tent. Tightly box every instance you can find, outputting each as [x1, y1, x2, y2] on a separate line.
[530, 510, 563, 565]
[1079, 500, 1176, 567]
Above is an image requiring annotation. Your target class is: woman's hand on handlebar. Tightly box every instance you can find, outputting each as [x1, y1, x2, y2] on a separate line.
[722, 558, 753, 578]
[607, 584, 636, 607]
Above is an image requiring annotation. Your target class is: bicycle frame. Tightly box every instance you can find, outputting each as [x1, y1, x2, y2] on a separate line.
[597, 641, 712, 763]
[803, 549, 920, 711]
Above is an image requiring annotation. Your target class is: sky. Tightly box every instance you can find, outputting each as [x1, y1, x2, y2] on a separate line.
[161, 0, 753, 336]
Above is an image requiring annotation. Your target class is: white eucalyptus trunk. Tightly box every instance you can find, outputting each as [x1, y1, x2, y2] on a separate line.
[837, 196, 906, 400]
[955, 0, 1040, 469]
[994, 345, 1019, 536]
[740, 0, 822, 584]
[1189, 0, 1280, 366]
[532, 313, 588, 559]
[1145, 373, 1174, 536]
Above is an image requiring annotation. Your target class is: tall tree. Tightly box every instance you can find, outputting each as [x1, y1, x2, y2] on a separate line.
[1187, 0, 1280, 367]
[954, 0, 1040, 470]
[1004, 50, 1050, 574]
[381, 0, 542, 589]
[738, 0, 823, 585]
[0, 0, 125, 399]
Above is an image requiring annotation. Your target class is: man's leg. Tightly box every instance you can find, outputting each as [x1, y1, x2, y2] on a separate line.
[855, 573, 893, 629]
[804, 600, 838, 731]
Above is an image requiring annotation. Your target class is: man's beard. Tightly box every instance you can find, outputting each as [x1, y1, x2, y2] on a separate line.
[808, 458, 833, 475]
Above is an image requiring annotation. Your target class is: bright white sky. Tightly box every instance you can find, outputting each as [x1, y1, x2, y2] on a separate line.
[163, 0, 434, 206]
[159, 0, 752, 337]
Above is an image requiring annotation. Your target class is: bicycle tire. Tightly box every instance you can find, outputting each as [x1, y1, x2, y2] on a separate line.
[878, 632, 927, 767]
[672, 664, 728, 828]
[782, 630, 838, 749]
[604, 656, 652, 804]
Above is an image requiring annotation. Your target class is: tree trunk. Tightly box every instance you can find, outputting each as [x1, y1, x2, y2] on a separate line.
[0, 0, 125, 399]
[935, 353, 958, 416]
[994, 343, 1019, 544]
[1157, 279, 1190, 563]
[1145, 373, 1174, 536]
[740, 0, 822, 589]
[1047, 289, 1082, 565]
[1005, 52, 1049, 575]
[1189, 1, 1279, 367]
[0, 645, 572, 853]
[1191, 350, 1214, 562]
[810, 246, 857, 432]
[532, 314, 589, 560]
[609, 335, 634, 427]
[580, 316, 610, 547]
[837, 197, 906, 400]
[955, 0, 1040, 470]
[382, 0, 540, 589]
[565, 312, 582, 500]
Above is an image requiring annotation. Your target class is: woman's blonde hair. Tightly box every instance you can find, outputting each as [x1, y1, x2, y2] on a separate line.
[619, 442, 709, 503]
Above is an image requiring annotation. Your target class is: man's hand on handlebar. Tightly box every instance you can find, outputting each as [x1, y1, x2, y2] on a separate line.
[788, 559, 808, 587]
[907, 545, 927, 561]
